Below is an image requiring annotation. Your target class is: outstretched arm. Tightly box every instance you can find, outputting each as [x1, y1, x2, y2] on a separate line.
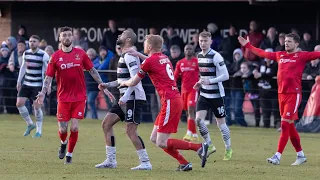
[238, 36, 277, 60]
[120, 74, 143, 87]
[88, 67, 103, 84]
[305, 51, 320, 62]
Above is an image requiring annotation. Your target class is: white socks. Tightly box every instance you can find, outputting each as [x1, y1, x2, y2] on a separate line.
[137, 149, 150, 164]
[218, 123, 231, 150]
[34, 108, 43, 134]
[297, 151, 305, 157]
[17, 106, 33, 125]
[106, 146, 116, 163]
[275, 152, 282, 160]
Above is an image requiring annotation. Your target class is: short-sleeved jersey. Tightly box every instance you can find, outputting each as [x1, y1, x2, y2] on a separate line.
[245, 43, 320, 94]
[46, 48, 93, 102]
[138, 52, 180, 101]
[174, 57, 199, 93]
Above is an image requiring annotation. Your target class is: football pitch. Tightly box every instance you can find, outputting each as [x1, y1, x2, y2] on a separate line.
[0, 114, 319, 180]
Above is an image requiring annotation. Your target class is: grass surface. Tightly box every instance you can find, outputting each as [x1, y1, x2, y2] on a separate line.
[0, 114, 320, 180]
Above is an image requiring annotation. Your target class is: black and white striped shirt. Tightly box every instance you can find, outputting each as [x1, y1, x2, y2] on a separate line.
[117, 53, 146, 101]
[18, 49, 49, 87]
[197, 49, 227, 99]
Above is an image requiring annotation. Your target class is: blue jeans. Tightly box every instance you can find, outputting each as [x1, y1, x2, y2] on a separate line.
[86, 91, 99, 119]
[231, 90, 247, 126]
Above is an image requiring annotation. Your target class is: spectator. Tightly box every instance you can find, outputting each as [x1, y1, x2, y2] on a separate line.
[253, 48, 280, 128]
[190, 33, 201, 54]
[149, 27, 158, 35]
[6, 36, 17, 53]
[240, 61, 261, 127]
[101, 19, 122, 53]
[169, 45, 184, 70]
[207, 22, 222, 51]
[44, 45, 55, 57]
[8, 39, 26, 71]
[0, 46, 18, 114]
[73, 28, 89, 51]
[219, 24, 240, 68]
[164, 25, 184, 51]
[302, 45, 320, 80]
[299, 31, 316, 52]
[39, 39, 47, 50]
[16, 25, 29, 42]
[84, 48, 100, 119]
[228, 48, 247, 127]
[242, 20, 264, 62]
[260, 27, 279, 50]
[275, 33, 285, 52]
[97, 45, 114, 109]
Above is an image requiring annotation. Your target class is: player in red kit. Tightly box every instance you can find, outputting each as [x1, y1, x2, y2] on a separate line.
[119, 35, 209, 171]
[239, 33, 320, 165]
[174, 44, 199, 141]
[36, 26, 114, 164]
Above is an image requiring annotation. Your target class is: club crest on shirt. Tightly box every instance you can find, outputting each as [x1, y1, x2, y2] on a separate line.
[75, 54, 80, 60]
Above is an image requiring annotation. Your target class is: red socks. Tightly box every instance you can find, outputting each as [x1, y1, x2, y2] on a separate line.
[167, 138, 201, 152]
[277, 121, 290, 153]
[187, 119, 197, 134]
[289, 123, 302, 152]
[277, 121, 303, 154]
[59, 131, 68, 142]
[163, 148, 188, 165]
[67, 131, 78, 153]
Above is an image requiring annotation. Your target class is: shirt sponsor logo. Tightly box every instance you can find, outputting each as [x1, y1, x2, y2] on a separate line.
[181, 67, 195, 72]
[279, 59, 296, 63]
[60, 62, 80, 70]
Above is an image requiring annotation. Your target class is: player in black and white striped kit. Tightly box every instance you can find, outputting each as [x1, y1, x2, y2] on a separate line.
[193, 31, 233, 160]
[16, 35, 49, 138]
[95, 29, 152, 170]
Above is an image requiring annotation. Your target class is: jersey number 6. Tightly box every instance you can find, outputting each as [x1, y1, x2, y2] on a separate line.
[166, 64, 174, 81]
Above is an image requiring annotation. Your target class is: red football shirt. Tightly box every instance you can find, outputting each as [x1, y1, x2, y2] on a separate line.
[138, 52, 181, 101]
[46, 48, 93, 102]
[174, 57, 199, 93]
[245, 43, 320, 94]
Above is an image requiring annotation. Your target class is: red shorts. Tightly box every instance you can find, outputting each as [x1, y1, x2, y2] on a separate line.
[155, 97, 183, 133]
[182, 90, 198, 110]
[278, 93, 302, 120]
[57, 101, 86, 122]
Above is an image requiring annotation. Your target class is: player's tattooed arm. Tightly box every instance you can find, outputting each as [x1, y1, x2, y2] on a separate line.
[89, 67, 103, 84]
[40, 76, 53, 95]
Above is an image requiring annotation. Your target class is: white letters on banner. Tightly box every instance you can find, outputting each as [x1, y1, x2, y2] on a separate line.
[53, 27, 248, 44]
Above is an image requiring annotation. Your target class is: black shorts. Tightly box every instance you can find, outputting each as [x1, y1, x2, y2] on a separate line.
[196, 96, 226, 118]
[17, 85, 42, 101]
[109, 100, 145, 124]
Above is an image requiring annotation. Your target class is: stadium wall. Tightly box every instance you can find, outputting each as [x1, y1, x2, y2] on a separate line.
[1, 1, 319, 49]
